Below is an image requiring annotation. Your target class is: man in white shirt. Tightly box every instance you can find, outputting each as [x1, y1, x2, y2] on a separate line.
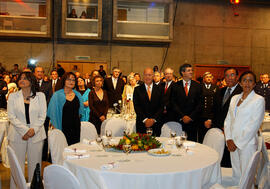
[103, 67, 125, 109]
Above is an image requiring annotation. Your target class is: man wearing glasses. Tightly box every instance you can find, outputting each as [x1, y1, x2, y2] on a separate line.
[217, 67, 242, 167]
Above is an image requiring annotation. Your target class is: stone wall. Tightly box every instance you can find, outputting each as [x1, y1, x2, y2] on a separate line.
[0, 0, 270, 77]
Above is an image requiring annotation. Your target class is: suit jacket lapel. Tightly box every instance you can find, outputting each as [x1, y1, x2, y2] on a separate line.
[179, 80, 186, 97]
[18, 90, 26, 119]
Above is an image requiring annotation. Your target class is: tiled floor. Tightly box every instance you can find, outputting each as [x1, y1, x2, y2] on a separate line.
[0, 161, 50, 189]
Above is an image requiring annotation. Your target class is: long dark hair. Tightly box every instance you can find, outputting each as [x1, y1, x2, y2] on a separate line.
[77, 76, 87, 89]
[61, 72, 78, 90]
[17, 71, 39, 99]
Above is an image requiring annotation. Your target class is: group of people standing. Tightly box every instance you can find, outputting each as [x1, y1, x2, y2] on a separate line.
[133, 65, 265, 186]
[4, 62, 267, 187]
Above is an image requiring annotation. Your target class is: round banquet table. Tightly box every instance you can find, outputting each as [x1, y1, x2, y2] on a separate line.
[63, 138, 221, 189]
[0, 118, 10, 168]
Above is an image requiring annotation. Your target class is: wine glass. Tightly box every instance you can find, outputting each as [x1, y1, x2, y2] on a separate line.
[146, 128, 153, 136]
[180, 131, 187, 142]
[174, 139, 183, 156]
[170, 130, 176, 139]
[122, 144, 132, 162]
[106, 130, 112, 140]
[96, 136, 102, 150]
[123, 128, 130, 136]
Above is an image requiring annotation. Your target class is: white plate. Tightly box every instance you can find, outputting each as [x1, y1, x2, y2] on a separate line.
[147, 149, 171, 157]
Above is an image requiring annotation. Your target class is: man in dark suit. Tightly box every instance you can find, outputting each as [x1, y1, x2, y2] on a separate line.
[34, 67, 50, 103]
[48, 70, 61, 100]
[160, 67, 176, 123]
[103, 67, 125, 109]
[34, 66, 51, 162]
[198, 72, 221, 143]
[255, 73, 270, 111]
[0, 77, 7, 109]
[217, 67, 242, 167]
[171, 64, 202, 142]
[134, 73, 144, 85]
[154, 71, 162, 85]
[133, 68, 164, 136]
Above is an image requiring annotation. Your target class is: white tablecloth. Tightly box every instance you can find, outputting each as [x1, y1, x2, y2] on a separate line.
[0, 119, 9, 168]
[63, 138, 221, 189]
[262, 114, 270, 131]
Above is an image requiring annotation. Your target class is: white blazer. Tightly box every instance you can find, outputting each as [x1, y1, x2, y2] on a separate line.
[7, 90, 47, 143]
[224, 90, 265, 150]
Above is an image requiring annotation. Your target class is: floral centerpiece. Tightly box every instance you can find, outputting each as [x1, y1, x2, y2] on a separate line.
[113, 133, 161, 151]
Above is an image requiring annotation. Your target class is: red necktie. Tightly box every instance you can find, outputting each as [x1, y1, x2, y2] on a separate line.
[164, 83, 168, 94]
[184, 82, 188, 96]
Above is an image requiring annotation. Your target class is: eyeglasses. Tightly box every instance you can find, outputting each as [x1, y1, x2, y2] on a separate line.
[225, 73, 236, 78]
[66, 78, 76, 82]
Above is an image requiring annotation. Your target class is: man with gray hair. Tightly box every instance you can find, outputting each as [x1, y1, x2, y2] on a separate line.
[160, 67, 176, 123]
[133, 68, 163, 136]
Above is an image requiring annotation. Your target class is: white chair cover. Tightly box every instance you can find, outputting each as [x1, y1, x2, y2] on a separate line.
[0, 129, 5, 149]
[48, 129, 68, 165]
[258, 135, 270, 189]
[7, 146, 29, 189]
[160, 122, 182, 137]
[239, 151, 260, 189]
[44, 164, 80, 189]
[80, 122, 98, 142]
[100, 118, 126, 137]
[203, 128, 225, 164]
[210, 151, 261, 189]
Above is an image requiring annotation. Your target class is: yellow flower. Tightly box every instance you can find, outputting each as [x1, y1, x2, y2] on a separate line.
[126, 139, 131, 145]
[131, 145, 138, 150]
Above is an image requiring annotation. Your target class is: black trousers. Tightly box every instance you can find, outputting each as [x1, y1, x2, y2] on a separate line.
[181, 121, 198, 142]
[42, 117, 51, 162]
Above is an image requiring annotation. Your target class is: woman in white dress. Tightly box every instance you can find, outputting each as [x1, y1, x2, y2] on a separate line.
[7, 72, 47, 188]
[122, 75, 138, 114]
[224, 71, 265, 185]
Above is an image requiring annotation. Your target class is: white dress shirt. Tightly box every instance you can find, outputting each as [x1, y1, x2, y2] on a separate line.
[112, 77, 118, 89]
[183, 80, 191, 91]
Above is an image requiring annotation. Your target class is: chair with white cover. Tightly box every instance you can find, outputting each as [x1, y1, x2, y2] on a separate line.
[160, 121, 182, 137]
[7, 146, 30, 189]
[203, 128, 225, 164]
[44, 164, 80, 189]
[0, 129, 5, 149]
[100, 118, 127, 137]
[210, 151, 261, 189]
[80, 121, 98, 142]
[257, 135, 270, 189]
[48, 129, 68, 165]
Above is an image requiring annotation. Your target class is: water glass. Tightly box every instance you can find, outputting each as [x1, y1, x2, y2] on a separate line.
[180, 131, 187, 141]
[122, 144, 132, 162]
[106, 130, 112, 139]
[146, 128, 153, 136]
[170, 130, 176, 138]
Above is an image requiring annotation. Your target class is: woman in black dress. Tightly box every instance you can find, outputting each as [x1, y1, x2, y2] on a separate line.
[47, 72, 83, 145]
[89, 75, 109, 134]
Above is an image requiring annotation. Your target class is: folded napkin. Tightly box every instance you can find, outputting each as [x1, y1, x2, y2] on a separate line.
[109, 139, 119, 146]
[66, 154, 90, 160]
[82, 139, 99, 146]
[183, 141, 196, 147]
[101, 162, 118, 171]
[167, 139, 174, 145]
[64, 148, 87, 153]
